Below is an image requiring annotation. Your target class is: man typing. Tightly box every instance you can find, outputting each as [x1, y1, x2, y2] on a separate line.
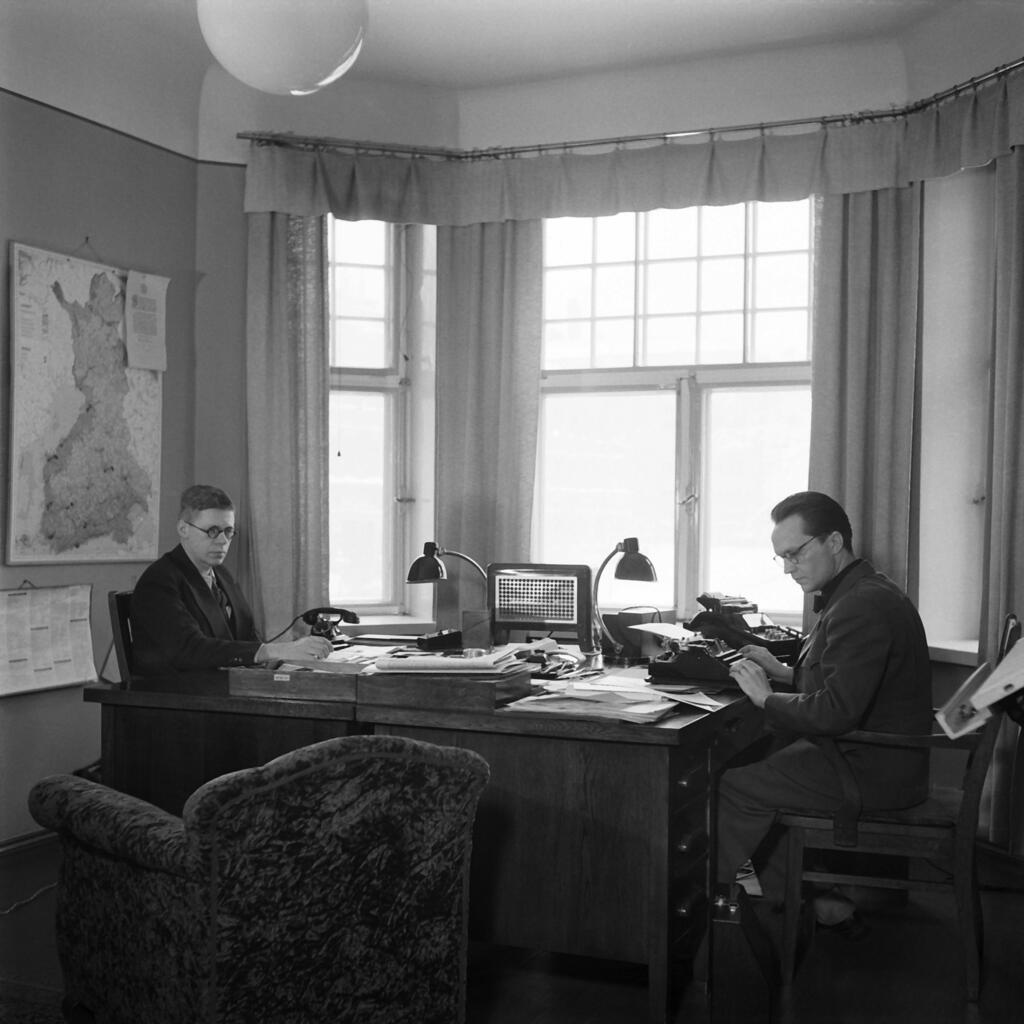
[716, 490, 932, 934]
[131, 484, 331, 675]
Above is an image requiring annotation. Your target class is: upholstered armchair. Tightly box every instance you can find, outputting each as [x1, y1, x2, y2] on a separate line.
[29, 734, 489, 1024]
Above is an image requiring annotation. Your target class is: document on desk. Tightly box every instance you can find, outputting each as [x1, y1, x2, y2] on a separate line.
[373, 647, 521, 674]
[561, 673, 726, 713]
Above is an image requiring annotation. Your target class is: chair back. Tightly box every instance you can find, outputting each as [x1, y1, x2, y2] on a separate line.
[107, 590, 135, 687]
[184, 733, 489, 1023]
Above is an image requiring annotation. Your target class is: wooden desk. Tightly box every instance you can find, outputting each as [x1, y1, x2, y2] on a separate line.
[84, 676, 762, 1022]
[84, 674, 359, 815]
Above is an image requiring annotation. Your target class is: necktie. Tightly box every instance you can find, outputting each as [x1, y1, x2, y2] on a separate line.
[211, 577, 231, 620]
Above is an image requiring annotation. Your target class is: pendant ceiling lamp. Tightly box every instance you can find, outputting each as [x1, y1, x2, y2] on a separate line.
[197, 0, 369, 96]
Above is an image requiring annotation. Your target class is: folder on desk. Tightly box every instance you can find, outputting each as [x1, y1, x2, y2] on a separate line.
[374, 648, 520, 674]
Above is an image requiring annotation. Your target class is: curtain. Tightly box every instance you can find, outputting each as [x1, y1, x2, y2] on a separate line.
[979, 147, 1024, 853]
[245, 66, 1024, 225]
[809, 185, 923, 598]
[243, 213, 330, 637]
[431, 220, 543, 630]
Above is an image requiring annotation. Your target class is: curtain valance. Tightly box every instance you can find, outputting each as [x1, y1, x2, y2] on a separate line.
[245, 60, 1024, 225]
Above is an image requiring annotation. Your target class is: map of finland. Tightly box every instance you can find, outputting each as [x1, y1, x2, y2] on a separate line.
[9, 243, 160, 563]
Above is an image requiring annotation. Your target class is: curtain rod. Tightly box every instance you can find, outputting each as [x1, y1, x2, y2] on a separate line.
[238, 54, 1024, 161]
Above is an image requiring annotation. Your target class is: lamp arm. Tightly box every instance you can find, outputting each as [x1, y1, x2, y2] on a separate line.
[593, 546, 623, 654]
[443, 549, 488, 582]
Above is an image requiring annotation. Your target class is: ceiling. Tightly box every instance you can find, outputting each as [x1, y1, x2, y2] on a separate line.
[79, 0, 973, 92]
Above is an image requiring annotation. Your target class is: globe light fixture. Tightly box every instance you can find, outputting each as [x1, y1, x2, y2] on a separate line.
[197, 0, 369, 97]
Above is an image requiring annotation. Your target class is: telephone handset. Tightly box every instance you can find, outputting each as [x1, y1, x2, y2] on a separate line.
[301, 606, 360, 641]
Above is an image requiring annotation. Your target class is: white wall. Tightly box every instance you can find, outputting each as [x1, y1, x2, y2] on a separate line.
[918, 168, 994, 644]
[455, 40, 909, 151]
[4, 5, 1022, 163]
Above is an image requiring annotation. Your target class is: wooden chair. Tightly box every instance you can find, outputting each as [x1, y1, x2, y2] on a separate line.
[777, 614, 1021, 1006]
[107, 589, 135, 687]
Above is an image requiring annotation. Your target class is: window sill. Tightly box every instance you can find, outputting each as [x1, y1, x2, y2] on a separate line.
[928, 640, 980, 667]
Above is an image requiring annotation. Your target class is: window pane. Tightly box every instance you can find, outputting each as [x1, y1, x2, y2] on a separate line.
[646, 207, 698, 260]
[701, 204, 746, 256]
[698, 313, 744, 363]
[536, 392, 676, 608]
[755, 200, 810, 252]
[332, 220, 386, 264]
[594, 265, 635, 317]
[593, 319, 634, 367]
[594, 212, 637, 263]
[544, 320, 592, 370]
[750, 310, 809, 362]
[646, 260, 698, 315]
[702, 387, 811, 615]
[332, 264, 386, 320]
[754, 253, 810, 309]
[328, 390, 394, 603]
[545, 217, 593, 266]
[700, 257, 745, 312]
[643, 315, 697, 366]
[545, 267, 592, 320]
[331, 319, 389, 368]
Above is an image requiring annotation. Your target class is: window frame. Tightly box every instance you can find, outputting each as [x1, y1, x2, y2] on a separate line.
[326, 220, 435, 616]
[536, 200, 814, 620]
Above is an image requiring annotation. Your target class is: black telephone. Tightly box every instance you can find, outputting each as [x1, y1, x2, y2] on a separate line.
[301, 606, 360, 641]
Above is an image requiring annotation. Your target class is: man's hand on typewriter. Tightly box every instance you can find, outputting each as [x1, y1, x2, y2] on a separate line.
[729, 658, 774, 708]
[736, 644, 794, 686]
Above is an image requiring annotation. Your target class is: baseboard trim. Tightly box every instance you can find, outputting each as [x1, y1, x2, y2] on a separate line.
[0, 830, 57, 859]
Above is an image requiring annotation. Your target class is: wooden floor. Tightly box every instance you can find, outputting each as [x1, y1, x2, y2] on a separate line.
[4, 835, 1023, 1024]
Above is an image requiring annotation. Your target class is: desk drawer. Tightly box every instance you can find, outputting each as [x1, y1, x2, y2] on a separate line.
[709, 705, 766, 770]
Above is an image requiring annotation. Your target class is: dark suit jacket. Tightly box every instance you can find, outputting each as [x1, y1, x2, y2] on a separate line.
[131, 544, 263, 674]
[763, 560, 932, 808]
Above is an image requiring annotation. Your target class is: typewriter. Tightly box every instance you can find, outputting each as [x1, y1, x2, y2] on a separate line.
[647, 592, 802, 686]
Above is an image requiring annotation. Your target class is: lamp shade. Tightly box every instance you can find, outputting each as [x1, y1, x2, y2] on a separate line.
[613, 537, 658, 583]
[197, 0, 368, 96]
[593, 537, 657, 662]
[406, 542, 487, 584]
[407, 542, 447, 583]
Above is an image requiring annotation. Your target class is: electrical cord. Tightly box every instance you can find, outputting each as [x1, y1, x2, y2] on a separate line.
[0, 883, 56, 915]
[263, 615, 302, 644]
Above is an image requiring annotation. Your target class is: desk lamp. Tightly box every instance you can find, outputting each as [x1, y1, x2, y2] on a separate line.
[406, 542, 486, 583]
[593, 537, 657, 664]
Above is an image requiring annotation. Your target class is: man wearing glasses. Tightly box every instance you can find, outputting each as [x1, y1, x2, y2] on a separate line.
[716, 490, 932, 936]
[131, 484, 331, 675]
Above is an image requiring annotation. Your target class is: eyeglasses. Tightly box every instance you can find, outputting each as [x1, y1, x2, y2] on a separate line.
[773, 535, 822, 567]
[185, 521, 236, 541]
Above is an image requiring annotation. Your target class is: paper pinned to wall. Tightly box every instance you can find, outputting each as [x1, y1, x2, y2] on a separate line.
[125, 271, 169, 371]
[0, 584, 97, 696]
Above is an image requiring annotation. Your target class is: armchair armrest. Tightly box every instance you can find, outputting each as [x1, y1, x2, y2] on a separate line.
[29, 774, 190, 876]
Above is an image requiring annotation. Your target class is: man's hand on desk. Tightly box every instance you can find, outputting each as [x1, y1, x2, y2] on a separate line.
[728, 658, 774, 709]
[735, 644, 794, 686]
[257, 636, 334, 663]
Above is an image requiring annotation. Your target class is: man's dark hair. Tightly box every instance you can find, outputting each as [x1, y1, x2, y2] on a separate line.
[179, 484, 233, 520]
[771, 491, 854, 552]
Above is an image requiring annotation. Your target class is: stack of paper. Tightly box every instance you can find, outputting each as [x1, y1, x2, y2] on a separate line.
[505, 674, 726, 723]
[374, 647, 521, 674]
